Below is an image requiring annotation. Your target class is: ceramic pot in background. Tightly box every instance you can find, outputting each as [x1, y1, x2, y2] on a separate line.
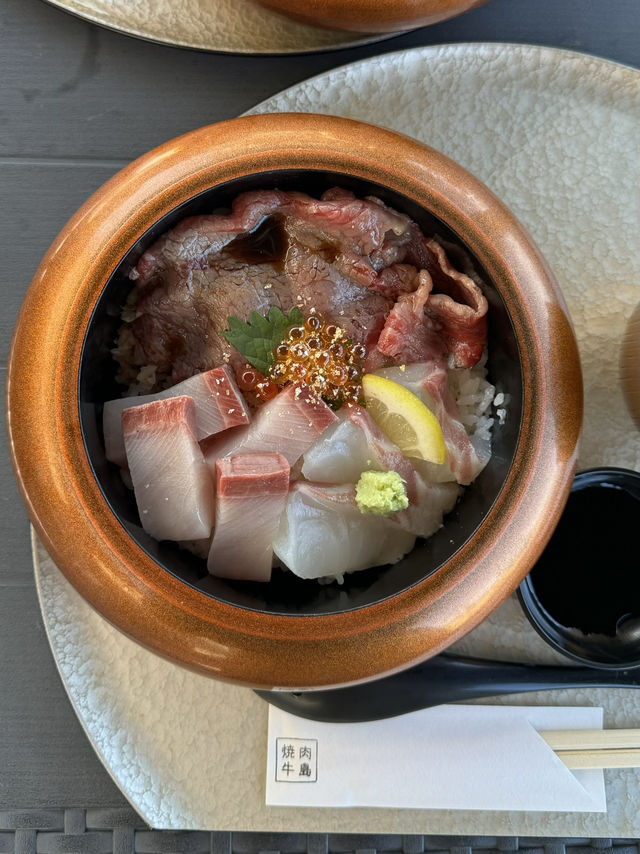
[256, 0, 491, 33]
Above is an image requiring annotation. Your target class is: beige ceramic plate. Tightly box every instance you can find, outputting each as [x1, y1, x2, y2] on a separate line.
[41, 0, 394, 53]
[34, 44, 640, 834]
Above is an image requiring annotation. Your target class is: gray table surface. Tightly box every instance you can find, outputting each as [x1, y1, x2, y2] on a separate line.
[1, 0, 639, 830]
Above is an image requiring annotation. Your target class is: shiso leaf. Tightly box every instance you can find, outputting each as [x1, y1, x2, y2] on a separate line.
[221, 306, 305, 375]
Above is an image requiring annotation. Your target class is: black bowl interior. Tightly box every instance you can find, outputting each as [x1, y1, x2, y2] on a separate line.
[518, 467, 640, 668]
[79, 169, 523, 616]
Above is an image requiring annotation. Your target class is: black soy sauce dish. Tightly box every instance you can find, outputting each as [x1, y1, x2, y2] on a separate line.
[518, 466, 640, 669]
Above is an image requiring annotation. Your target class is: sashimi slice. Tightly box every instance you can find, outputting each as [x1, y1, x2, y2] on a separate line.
[422, 362, 487, 485]
[123, 396, 214, 541]
[301, 405, 418, 501]
[347, 405, 420, 502]
[273, 482, 416, 580]
[207, 454, 290, 582]
[104, 366, 250, 467]
[202, 383, 338, 471]
[301, 412, 375, 483]
[394, 473, 460, 538]
[373, 363, 488, 485]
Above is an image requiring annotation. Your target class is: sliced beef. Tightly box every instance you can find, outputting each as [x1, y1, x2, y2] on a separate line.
[283, 238, 393, 351]
[404, 234, 488, 368]
[115, 188, 488, 395]
[374, 273, 443, 366]
[115, 189, 416, 391]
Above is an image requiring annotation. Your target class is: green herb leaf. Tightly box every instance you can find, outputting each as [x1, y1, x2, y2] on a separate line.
[221, 306, 305, 375]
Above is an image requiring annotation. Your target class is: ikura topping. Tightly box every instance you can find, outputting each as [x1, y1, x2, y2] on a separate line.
[269, 315, 366, 407]
[231, 312, 366, 408]
[236, 367, 279, 404]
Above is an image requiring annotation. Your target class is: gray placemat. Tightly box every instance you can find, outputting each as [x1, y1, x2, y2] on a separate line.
[0, 811, 638, 854]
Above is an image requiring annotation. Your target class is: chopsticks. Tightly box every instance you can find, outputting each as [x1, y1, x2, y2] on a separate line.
[540, 729, 640, 769]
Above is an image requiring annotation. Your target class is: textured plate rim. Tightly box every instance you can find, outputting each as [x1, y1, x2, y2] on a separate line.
[39, 0, 400, 55]
[246, 40, 640, 111]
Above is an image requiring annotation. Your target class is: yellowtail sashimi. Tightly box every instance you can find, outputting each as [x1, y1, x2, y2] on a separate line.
[104, 365, 250, 467]
[207, 454, 290, 583]
[122, 396, 214, 541]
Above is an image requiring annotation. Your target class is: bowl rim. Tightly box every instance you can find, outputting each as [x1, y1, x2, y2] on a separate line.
[6, 112, 583, 689]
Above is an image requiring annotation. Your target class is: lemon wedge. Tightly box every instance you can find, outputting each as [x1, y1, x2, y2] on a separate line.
[362, 374, 447, 464]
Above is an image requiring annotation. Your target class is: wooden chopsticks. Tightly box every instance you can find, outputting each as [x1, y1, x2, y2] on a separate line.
[540, 729, 640, 769]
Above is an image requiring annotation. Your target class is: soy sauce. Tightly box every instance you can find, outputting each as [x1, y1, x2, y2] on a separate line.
[225, 214, 339, 269]
[226, 215, 287, 268]
[530, 479, 640, 636]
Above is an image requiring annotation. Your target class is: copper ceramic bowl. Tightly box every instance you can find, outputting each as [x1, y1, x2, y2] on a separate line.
[7, 113, 582, 690]
[257, 0, 490, 34]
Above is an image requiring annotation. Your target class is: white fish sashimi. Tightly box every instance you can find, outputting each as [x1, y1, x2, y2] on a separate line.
[394, 473, 461, 538]
[123, 396, 215, 542]
[273, 482, 416, 580]
[302, 405, 420, 502]
[301, 411, 375, 483]
[347, 405, 420, 501]
[207, 454, 290, 583]
[202, 383, 338, 471]
[104, 365, 250, 467]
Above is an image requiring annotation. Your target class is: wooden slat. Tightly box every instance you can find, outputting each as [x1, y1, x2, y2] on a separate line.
[541, 729, 640, 752]
[556, 749, 640, 771]
[540, 730, 640, 769]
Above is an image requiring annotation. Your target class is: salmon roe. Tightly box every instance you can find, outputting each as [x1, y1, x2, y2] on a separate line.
[237, 366, 279, 404]
[269, 314, 366, 407]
